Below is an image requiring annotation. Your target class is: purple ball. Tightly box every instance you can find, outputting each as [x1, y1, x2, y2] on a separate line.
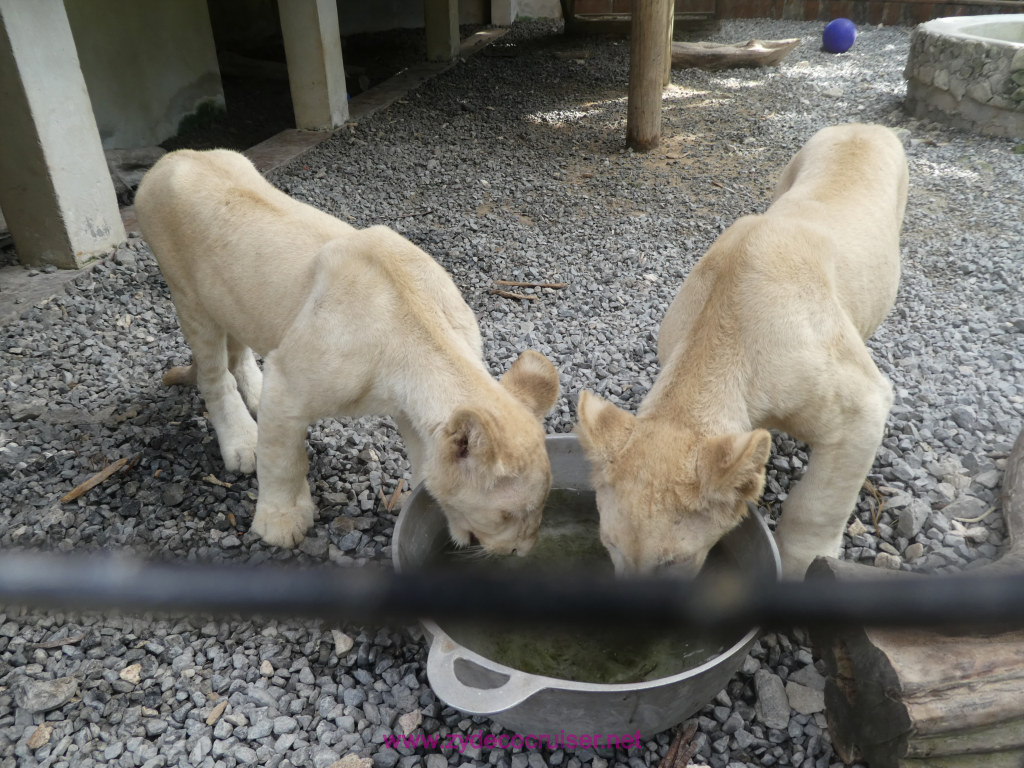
[822, 18, 857, 53]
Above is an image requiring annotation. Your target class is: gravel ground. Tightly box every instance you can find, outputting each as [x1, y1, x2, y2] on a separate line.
[2, 17, 1024, 768]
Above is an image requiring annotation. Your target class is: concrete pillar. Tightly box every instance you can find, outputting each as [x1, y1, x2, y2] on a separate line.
[278, 0, 349, 131]
[492, 0, 519, 26]
[0, 0, 126, 269]
[424, 0, 459, 62]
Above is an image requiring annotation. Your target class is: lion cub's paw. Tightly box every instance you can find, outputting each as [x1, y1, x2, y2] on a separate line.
[218, 421, 258, 474]
[251, 497, 316, 548]
[775, 536, 826, 581]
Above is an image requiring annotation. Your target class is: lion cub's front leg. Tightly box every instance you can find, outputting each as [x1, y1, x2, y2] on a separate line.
[774, 356, 893, 579]
[249, 361, 316, 547]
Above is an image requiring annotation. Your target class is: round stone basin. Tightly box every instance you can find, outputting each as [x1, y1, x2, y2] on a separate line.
[904, 15, 1024, 139]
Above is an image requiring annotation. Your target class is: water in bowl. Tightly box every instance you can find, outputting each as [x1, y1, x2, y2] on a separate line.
[431, 488, 737, 685]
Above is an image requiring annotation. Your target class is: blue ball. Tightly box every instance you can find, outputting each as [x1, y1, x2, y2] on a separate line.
[822, 18, 857, 53]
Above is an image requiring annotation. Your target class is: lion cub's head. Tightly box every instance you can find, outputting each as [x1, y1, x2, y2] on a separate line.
[575, 391, 771, 577]
[425, 350, 560, 557]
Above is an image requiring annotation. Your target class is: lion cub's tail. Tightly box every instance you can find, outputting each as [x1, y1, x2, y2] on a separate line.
[162, 364, 197, 387]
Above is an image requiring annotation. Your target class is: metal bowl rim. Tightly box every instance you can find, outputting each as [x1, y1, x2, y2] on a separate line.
[391, 433, 780, 694]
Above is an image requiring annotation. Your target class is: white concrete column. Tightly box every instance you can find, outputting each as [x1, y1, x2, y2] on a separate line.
[0, 0, 126, 269]
[278, 0, 349, 131]
[424, 0, 459, 62]
[491, 0, 519, 26]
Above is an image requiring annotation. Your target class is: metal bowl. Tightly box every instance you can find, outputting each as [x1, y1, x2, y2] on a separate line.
[392, 434, 780, 738]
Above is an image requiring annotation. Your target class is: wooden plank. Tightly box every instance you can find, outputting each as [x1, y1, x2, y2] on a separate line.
[670, 38, 801, 70]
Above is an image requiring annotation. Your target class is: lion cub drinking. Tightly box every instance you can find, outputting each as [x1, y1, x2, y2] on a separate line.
[576, 123, 908, 579]
[135, 149, 559, 553]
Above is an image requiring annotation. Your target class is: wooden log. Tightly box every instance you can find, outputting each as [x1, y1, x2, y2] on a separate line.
[810, 561, 1024, 767]
[808, 426, 1024, 768]
[670, 38, 800, 70]
[626, 0, 671, 152]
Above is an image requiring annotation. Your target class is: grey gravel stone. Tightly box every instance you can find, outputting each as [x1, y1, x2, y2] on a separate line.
[974, 469, 1002, 490]
[274, 715, 299, 735]
[875, 552, 903, 570]
[787, 665, 826, 691]
[785, 681, 826, 715]
[897, 499, 932, 538]
[754, 671, 790, 729]
[13, 676, 78, 713]
[941, 495, 991, 522]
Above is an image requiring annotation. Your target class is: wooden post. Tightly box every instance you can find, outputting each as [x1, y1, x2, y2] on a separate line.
[663, 0, 674, 87]
[626, 0, 670, 152]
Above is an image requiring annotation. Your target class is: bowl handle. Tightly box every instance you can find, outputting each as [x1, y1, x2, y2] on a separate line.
[426, 634, 547, 714]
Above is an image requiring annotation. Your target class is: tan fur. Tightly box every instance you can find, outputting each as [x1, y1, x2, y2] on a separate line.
[576, 124, 908, 579]
[134, 149, 559, 552]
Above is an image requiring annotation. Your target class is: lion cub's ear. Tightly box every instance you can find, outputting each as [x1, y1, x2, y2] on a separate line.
[697, 429, 772, 505]
[575, 390, 636, 464]
[444, 408, 500, 472]
[500, 350, 560, 420]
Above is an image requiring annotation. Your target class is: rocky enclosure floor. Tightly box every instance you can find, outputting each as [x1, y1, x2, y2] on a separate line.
[1, 17, 1023, 768]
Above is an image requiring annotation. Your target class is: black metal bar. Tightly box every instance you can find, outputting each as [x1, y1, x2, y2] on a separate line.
[2, 550, 1024, 632]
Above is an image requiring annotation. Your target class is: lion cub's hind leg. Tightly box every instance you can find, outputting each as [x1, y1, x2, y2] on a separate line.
[178, 314, 259, 474]
[228, 336, 263, 415]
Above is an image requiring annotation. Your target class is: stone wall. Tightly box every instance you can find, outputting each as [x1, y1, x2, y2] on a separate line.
[904, 21, 1024, 138]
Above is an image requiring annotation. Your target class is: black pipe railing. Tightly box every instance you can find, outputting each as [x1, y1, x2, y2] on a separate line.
[1, 550, 1022, 632]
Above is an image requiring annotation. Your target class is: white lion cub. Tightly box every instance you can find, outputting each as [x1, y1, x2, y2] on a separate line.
[134, 149, 560, 553]
[576, 123, 908, 579]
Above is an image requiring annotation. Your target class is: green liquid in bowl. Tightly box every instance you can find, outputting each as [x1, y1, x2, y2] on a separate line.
[431, 489, 736, 685]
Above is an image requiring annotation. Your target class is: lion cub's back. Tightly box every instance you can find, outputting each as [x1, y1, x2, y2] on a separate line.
[320, 224, 485, 361]
[136, 149, 279, 237]
[136, 149, 359, 355]
[136, 149, 348, 275]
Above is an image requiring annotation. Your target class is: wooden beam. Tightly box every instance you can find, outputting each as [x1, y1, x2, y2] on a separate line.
[670, 38, 801, 70]
[626, 0, 670, 152]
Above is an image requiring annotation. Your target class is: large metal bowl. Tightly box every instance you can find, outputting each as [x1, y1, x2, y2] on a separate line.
[392, 434, 780, 738]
